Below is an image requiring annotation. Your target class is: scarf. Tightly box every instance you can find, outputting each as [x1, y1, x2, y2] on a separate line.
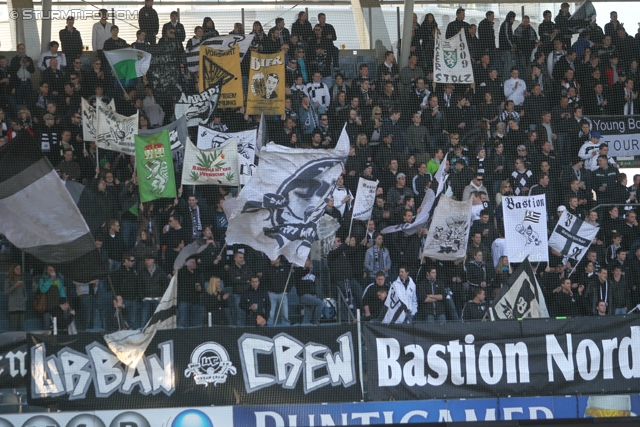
[190, 205, 202, 237]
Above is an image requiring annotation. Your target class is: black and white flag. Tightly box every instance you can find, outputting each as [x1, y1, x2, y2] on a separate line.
[104, 274, 177, 367]
[186, 34, 255, 73]
[549, 211, 599, 263]
[434, 152, 449, 198]
[382, 189, 435, 235]
[96, 100, 138, 155]
[503, 195, 549, 263]
[433, 29, 475, 84]
[352, 178, 379, 221]
[174, 87, 221, 127]
[226, 126, 349, 267]
[422, 196, 472, 260]
[492, 258, 549, 320]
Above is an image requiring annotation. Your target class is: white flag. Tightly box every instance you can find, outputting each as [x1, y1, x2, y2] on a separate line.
[310, 215, 342, 261]
[81, 97, 115, 142]
[196, 126, 257, 185]
[182, 137, 239, 186]
[226, 126, 349, 266]
[352, 178, 379, 221]
[186, 33, 255, 73]
[433, 29, 475, 84]
[502, 195, 549, 263]
[174, 87, 220, 127]
[549, 211, 599, 263]
[423, 196, 472, 260]
[96, 100, 138, 155]
[492, 259, 549, 320]
[104, 274, 177, 367]
[435, 152, 449, 198]
[256, 111, 268, 156]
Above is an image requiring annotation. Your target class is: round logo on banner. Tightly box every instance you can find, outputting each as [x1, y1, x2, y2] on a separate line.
[184, 342, 237, 387]
[66, 414, 106, 427]
[109, 412, 150, 427]
[0, 418, 13, 427]
[21, 415, 60, 427]
[171, 409, 213, 427]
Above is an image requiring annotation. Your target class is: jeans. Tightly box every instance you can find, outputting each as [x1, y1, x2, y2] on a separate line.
[427, 314, 447, 324]
[312, 260, 330, 299]
[177, 302, 204, 327]
[77, 295, 97, 331]
[300, 294, 325, 324]
[267, 292, 290, 326]
[121, 221, 138, 251]
[123, 299, 140, 329]
[141, 299, 160, 328]
[615, 308, 627, 315]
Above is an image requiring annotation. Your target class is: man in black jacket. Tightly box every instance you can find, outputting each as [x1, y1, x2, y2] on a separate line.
[112, 253, 140, 329]
[59, 16, 83, 63]
[140, 254, 168, 326]
[138, 0, 159, 45]
[162, 11, 185, 43]
[240, 275, 270, 326]
[177, 257, 203, 327]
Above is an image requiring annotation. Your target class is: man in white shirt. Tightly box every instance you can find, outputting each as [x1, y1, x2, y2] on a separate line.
[37, 41, 66, 71]
[382, 267, 417, 324]
[578, 132, 602, 172]
[92, 9, 113, 68]
[504, 67, 526, 107]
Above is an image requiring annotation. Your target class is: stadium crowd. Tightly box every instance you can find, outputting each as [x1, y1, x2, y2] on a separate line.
[4, 2, 640, 332]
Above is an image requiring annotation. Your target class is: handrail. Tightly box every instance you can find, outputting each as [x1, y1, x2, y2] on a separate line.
[335, 287, 356, 323]
[590, 203, 638, 212]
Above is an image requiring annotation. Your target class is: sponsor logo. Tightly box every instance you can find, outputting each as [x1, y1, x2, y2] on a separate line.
[108, 412, 150, 427]
[66, 414, 106, 427]
[171, 409, 214, 427]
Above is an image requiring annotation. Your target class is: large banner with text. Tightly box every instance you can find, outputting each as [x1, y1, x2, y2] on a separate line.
[590, 115, 640, 157]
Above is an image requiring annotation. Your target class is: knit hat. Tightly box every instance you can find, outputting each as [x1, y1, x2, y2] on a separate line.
[99, 159, 108, 168]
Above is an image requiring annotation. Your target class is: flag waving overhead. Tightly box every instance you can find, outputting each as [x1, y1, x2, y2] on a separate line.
[549, 211, 599, 263]
[82, 97, 115, 142]
[182, 138, 238, 186]
[135, 130, 177, 203]
[0, 135, 96, 263]
[105, 274, 177, 367]
[96, 100, 138, 155]
[502, 195, 549, 263]
[491, 258, 549, 320]
[104, 48, 152, 84]
[352, 178, 379, 221]
[423, 196, 472, 260]
[226, 126, 350, 266]
[196, 126, 257, 185]
[433, 29, 474, 84]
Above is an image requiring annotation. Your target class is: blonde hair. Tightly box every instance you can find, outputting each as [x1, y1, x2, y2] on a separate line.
[207, 276, 222, 295]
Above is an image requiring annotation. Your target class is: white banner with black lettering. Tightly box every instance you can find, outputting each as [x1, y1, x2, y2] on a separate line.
[502, 195, 549, 263]
[433, 29, 474, 84]
[351, 178, 378, 221]
[549, 211, 599, 263]
[588, 115, 640, 157]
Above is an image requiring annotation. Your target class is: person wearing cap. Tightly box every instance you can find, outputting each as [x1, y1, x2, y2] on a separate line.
[37, 41, 66, 72]
[386, 172, 413, 219]
[579, 132, 602, 172]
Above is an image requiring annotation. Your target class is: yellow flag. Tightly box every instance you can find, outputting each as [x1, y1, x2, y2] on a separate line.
[199, 44, 242, 109]
[246, 50, 285, 115]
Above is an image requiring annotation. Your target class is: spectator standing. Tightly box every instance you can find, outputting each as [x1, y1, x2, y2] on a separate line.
[139, 0, 159, 46]
[4, 264, 26, 331]
[59, 17, 83, 64]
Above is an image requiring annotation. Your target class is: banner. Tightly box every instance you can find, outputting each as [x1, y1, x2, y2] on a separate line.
[186, 33, 255, 73]
[182, 138, 239, 186]
[226, 127, 349, 267]
[382, 189, 435, 235]
[27, 325, 359, 410]
[351, 178, 379, 221]
[0, 334, 28, 390]
[81, 97, 115, 142]
[588, 116, 640, 157]
[134, 130, 177, 203]
[423, 196, 472, 260]
[310, 214, 342, 261]
[139, 115, 188, 168]
[96, 100, 138, 155]
[435, 152, 449, 198]
[549, 211, 599, 263]
[491, 259, 549, 320]
[196, 127, 257, 185]
[502, 195, 549, 263]
[433, 29, 474, 84]
[246, 51, 285, 115]
[199, 45, 242, 109]
[364, 316, 640, 400]
[174, 87, 221, 127]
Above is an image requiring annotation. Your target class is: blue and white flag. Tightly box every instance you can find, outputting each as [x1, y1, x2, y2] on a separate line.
[226, 126, 349, 266]
[502, 195, 549, 263]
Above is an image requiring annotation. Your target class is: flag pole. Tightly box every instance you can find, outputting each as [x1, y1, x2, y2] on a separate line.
[347, 215, 355, 239]
[274, 268, 293, 326]
[104, 52, 129, 97]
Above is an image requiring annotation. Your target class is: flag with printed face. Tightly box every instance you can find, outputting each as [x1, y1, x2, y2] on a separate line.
[96, 100, 138, 155]
[549, 211, 599, 263]
[81, 97, 115, 142]
[182, 137, 238, 186]
[423, 196, 472, 260]
[502, 195, 549, 263]
[135, 130, 177, 203]
[196, 126, 257, 185]
[225, 126, 349, 266]
[199, 45, 242, 109]
[491, 258, 549, 320]
[104, 274, 177, 367]
[186, 33, 255, 73]
[246, 50, 285, 115]
[352, 178, 379, 221]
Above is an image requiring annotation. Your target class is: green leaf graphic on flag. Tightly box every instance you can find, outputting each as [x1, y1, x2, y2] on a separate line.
[135, 130, 176, 203]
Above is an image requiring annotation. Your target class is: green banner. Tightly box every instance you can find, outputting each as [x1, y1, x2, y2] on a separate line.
[135, 130, 177, 203]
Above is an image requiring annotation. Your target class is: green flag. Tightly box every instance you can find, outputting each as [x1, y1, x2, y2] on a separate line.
[135, 130, 176, 203]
